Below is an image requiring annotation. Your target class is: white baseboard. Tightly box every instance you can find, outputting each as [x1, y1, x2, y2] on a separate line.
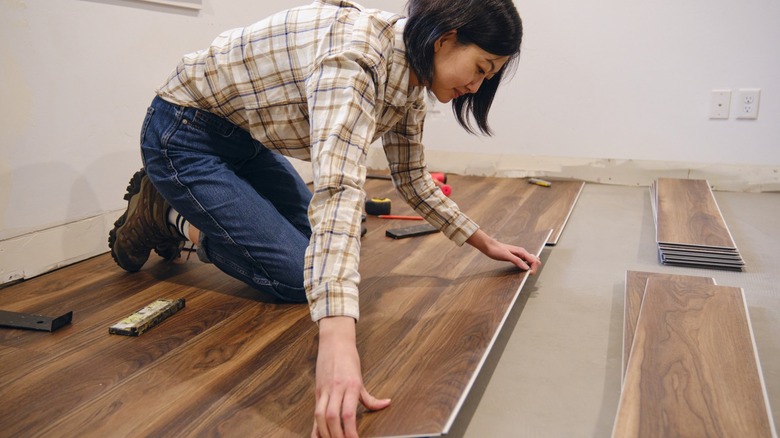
[0, 210, 121, 285]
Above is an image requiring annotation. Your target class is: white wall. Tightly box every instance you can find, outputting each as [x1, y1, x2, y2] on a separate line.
[1, 0, 778, 282]
[423, 0, 780, 166]
[1, 0, 298, 242]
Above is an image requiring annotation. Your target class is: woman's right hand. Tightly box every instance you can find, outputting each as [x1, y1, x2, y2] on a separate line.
[312, 316, 391, 438]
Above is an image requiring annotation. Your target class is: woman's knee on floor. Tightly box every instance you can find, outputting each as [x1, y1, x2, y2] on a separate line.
[200, 235, 308, 303]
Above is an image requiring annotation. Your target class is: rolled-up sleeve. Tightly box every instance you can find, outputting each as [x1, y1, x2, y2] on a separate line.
[381, 100, 479, 246]
[304, 54, 378, 322]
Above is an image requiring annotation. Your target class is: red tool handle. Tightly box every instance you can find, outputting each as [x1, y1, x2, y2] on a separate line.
[431, 172, 447, 184]
[433, 179, 452, 196]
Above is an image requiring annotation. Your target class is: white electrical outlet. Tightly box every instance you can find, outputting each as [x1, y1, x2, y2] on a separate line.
[736, 88, 761, 119]
[709, 89, 731, 119]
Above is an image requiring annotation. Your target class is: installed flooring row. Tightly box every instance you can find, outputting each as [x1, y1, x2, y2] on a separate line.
[0, 175, 583, 437]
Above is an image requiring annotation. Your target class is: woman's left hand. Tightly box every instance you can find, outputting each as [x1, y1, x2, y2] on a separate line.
[466, 229, 542, 274]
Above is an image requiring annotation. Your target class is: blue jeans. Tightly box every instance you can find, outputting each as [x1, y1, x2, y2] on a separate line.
[140, 96, 312, 303]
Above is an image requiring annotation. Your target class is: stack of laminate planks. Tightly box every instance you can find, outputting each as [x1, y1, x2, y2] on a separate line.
[650, 178, 745, 271]
[613, 271, 776, 437]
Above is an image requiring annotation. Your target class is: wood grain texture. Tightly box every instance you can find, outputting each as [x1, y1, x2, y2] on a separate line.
[651, 178, 744, 270]
[654, 178, 736, 248]
[622, 271, 714, 382]
[614, 278, 776, 438]
[518, 178, 584, 245]
[0, 175, 579, 437]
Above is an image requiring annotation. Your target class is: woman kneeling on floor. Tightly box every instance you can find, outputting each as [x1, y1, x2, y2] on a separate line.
[109, 0, 539, 435]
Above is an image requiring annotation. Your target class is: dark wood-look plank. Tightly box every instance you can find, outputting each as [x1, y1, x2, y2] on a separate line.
[366, 174, 583, 246]
[614, 278, 776, 438]
[654, 178, 738, 249]
[0, 256, 284, 437]
[519, 179, 584, 245]
[36, 304, 312, 438]
[657, 245, 741, 257]
[451, 176, 584, 246]
[355, 175, 553, 435]
[0, 175, 580, 437]
[661, 254, 745, 271]
[622, 271, 714, 381]
[363, 234, 551, 436]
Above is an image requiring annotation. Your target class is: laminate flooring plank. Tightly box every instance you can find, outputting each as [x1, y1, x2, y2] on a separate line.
[369, 180, 549, 433]
[519, 179, 584, 245]
[355, 175, 553, 435]
[35, 303, 309, 438]
[622, 271, 714, 381]
[0, 255, 154, 344]
[657, 242, 740, 253]
[660, 253, 745, 266]
[0, 258, 288, 435]
[0, 253, 118, 303]
[362, 175, 538, 281]
[659, 249, 744, 261]
[0, 257, 257, 353]
[452, 176, 583, 246]
[614, 279, 776, 437]
[386, 177, 535, 280]
[0, 345, 51, 383]
[658, 246, 742, 258]
[363, 175, 584, 246]
[654, 178, 738, 249]
[660, 259, 745, 272]
[167, 316, 319, 438]
[0, 306, 234, 437]
[358, 230, 552, 436]
[657, 256, 745, 271]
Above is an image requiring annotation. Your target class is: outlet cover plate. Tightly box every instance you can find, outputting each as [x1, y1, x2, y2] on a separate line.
[736, 88, 761, 120]
[709, 89, 731, 119]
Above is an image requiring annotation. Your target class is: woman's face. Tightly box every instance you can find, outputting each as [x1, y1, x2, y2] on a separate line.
[428, 30, 510, 103]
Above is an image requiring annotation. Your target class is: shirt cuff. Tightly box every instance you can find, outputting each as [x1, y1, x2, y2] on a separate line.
[438, 214, 480, 247]
[307, 283, 361, 323]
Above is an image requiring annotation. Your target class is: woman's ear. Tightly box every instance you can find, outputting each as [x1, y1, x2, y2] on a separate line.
[434, 29, 458, 53]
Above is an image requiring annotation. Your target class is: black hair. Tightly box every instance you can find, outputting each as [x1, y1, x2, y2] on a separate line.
[404, 0, 523, 135]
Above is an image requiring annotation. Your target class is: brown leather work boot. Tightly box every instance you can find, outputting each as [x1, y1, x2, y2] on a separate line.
[108, 169, 185, 272]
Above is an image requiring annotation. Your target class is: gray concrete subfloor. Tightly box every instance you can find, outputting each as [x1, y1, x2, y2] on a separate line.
[455, 183, 780, 437]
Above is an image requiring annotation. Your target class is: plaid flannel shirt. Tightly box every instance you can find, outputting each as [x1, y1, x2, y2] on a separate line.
[156, 0, 479, 322]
